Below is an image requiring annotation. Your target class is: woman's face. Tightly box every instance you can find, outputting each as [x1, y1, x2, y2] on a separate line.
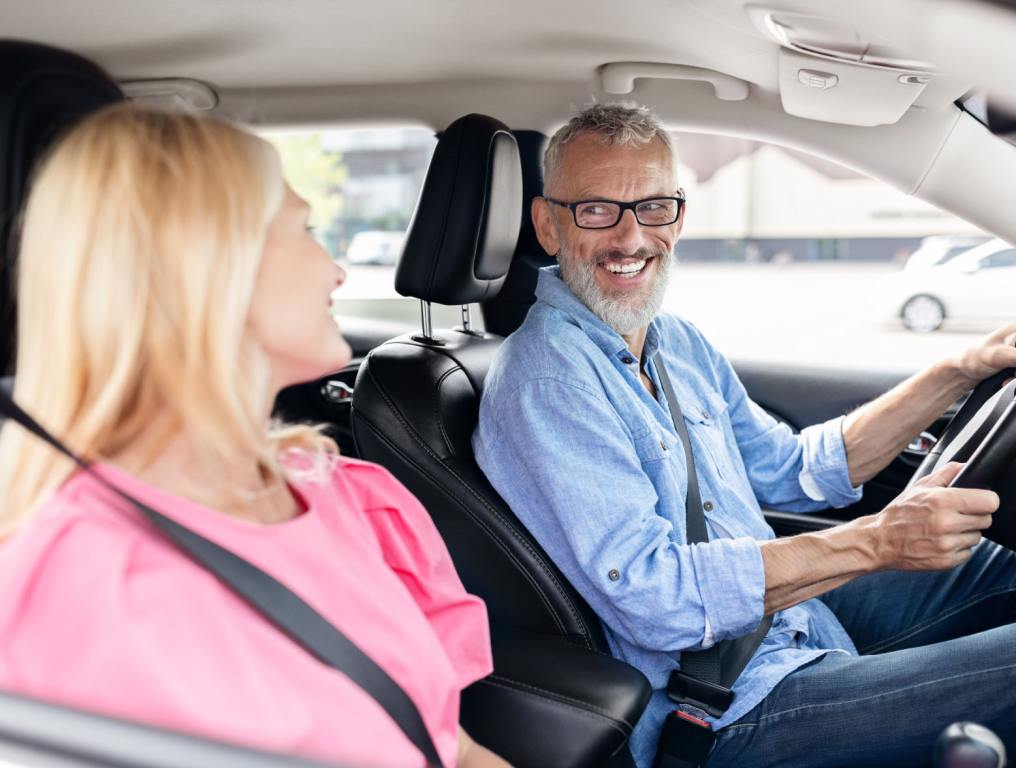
[249, 183, 352, 393]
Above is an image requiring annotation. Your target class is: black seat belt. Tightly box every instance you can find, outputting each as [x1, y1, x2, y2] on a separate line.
[652, 353, 773, 768]
[0, 392, 444, 768]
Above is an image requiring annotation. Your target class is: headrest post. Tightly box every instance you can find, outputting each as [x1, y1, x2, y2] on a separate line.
[454, 304, 483, 337]
[412, 299, 446, 346]
[420, 299, 435, 339]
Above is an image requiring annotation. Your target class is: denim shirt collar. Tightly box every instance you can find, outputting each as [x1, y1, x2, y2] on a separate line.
[535, 265, 663, 364]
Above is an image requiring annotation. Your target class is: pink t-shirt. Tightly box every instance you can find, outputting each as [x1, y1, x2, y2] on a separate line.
[0, 453, 492, 767]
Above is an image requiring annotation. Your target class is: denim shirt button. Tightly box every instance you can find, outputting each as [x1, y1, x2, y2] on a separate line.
[621, 355, 635, 365]
[608, 569, 621, 581]
[703, 501, 714, 512]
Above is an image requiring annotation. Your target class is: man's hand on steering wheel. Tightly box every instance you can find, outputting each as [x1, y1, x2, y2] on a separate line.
[870, 462, 999, 572]
[952, 321, 1016, 389]
[896, 322, 1016, 554]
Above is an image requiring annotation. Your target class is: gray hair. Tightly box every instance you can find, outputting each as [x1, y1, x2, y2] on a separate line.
[542, 102, 676, 194]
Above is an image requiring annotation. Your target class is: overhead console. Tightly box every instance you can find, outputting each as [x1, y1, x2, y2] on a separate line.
[602, 4, 972, 129]
[747, 5, 938, 126]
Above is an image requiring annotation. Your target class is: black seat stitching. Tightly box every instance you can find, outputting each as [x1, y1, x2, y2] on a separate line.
[358, 356, 597, 645]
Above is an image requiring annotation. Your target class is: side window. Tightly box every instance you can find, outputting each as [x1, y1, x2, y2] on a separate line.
[667, 132, 992, 370]
[260, 126, 477, 329]
[982, 249, 1016, 269]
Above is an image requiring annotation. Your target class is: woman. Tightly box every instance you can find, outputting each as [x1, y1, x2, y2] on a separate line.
[0, 104, 508, 768]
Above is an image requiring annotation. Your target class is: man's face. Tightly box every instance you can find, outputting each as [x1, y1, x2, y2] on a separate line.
[533, 134, 684, 336]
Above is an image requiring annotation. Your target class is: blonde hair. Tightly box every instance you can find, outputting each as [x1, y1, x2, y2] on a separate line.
[0, 104, 334, 533]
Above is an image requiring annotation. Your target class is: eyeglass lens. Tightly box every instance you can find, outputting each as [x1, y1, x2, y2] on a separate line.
[574, 198, 680, 228]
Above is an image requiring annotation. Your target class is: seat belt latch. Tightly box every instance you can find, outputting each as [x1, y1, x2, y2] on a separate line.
[652, 710, 716, 768]
[666, 670, 734, 719]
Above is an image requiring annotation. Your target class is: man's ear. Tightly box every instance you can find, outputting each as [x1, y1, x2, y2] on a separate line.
[531, 196, 561, 257]
[674, 188, 687, 239]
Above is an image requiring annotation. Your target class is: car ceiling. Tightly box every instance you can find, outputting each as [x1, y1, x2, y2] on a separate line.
[5, 0, 1016, 243]
[0, 0, 1007, 98]
[7, 0, 771, 89]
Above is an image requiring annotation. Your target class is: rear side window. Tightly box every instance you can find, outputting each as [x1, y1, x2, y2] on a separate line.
[260, 126, 474, 329]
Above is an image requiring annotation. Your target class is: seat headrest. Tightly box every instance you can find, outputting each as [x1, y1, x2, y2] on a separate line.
[395, 114, 523, 306]
[0, 40, 123, 374]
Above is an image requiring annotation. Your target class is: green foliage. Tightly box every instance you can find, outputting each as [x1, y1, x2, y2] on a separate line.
[261, 131, 347, 233]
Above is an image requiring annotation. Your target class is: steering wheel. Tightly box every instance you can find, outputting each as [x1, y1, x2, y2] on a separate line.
[906, 367, 1016, 549]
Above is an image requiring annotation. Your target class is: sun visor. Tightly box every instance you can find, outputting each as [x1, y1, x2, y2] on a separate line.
[778, 47, 930, 127]
[745, 6, 935, 127]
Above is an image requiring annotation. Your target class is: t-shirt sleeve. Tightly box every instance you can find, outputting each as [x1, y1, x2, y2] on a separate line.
[0, 513, 286, 749]
[343, 460, 493, 689]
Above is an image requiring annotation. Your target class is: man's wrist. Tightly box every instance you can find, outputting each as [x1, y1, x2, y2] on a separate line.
[761, 520, 881, 613]
[941, 352, 983, 395]
[827, 515, 883, 575]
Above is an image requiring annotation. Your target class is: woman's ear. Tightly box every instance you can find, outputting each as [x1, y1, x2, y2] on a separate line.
[531, 197, 561, 257]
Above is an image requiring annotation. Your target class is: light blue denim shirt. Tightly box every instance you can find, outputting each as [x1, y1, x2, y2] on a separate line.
[473, 266, 863, 767]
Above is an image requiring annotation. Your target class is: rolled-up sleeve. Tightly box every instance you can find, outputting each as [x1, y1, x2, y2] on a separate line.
[798, 416, 863, 509]
[474, 376, 765, 653]
[703, 339, 862, 513]
[690, 537, 766, 645]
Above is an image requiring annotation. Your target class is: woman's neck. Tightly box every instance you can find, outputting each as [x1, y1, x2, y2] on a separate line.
[109, 428, 301, 525]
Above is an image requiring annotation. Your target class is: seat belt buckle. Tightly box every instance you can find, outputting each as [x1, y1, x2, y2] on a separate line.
[652, 709, 716, 768]
[666, 670, 734, 719]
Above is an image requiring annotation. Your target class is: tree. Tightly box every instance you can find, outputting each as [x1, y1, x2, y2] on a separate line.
[261, 131, 348, 255]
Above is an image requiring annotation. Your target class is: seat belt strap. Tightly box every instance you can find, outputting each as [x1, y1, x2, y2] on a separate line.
[0, 391, 444, 768]
[651, 353, 773, 767]
[654, 356, 709, 547]
[652, 353, 773, 685]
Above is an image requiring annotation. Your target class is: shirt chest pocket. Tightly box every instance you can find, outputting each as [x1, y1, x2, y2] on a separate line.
[683, 390, 730, 438]
[684, 390, 732, 478]
[632, 390, 731, 464]
[633, 428, 679, 464]
[682, 390, 729, 429]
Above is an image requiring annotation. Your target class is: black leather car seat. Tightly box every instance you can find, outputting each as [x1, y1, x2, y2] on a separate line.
[0, 40, 124, 378]
[351, 113, 651, 768]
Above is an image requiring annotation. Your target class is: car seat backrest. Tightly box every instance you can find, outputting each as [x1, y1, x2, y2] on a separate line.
[0, 40, 123, 376]
[352, 113, 609, 649]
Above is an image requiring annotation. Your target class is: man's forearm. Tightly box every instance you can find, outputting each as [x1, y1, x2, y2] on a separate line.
[759, 516, 879, 613]
[760, 461, 997, 613]
[842, 359, 970, 487]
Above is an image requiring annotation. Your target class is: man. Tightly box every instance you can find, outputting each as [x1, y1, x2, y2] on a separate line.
[473, 102, 1016, 767]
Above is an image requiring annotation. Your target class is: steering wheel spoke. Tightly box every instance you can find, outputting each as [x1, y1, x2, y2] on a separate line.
[907, 368, 1015, 488]
[905, 367, 1016, 550]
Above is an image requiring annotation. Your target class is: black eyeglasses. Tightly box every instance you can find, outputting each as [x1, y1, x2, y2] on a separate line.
[544, 195, 685, 229]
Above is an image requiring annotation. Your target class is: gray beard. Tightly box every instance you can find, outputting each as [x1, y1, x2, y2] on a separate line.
[558, 245, 673, 336]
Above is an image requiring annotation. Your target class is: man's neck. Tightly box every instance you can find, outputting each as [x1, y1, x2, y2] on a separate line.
[621, 324, 650, 364]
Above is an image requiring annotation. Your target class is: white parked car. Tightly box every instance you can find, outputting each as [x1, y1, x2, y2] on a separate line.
[875, 238, 1016, 331]
[343, 230, 405, 266]
[902, 234, 990, 271]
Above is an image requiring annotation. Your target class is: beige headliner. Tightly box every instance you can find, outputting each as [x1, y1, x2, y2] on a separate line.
[5, 0, 1016, 241]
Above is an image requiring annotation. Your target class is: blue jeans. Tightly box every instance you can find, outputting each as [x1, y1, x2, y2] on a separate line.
[707, 540, 1016, 767]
